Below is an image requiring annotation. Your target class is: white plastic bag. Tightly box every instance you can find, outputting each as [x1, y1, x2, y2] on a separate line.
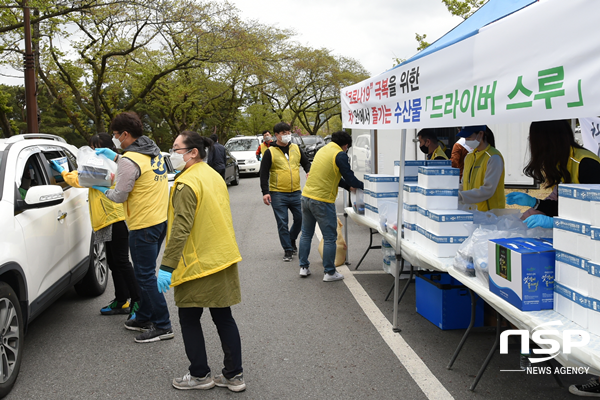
[77, 146, 118, 187]
[378, 201, 398, 233]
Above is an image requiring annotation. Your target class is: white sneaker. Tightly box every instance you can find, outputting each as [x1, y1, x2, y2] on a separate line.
[299, 267, 311, 277]
[323, 271, 344, 282]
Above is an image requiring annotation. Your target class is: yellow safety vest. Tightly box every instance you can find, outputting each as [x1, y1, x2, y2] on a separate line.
[259, 142, 269, 155]
[122, 151, 169, 230]
[61, 171, 125, 231]
[302, 142, 343, 203]
[429, 145, 449, 160]
[268, 144, 301, 192]
[463, 144, 505, 211]
[166, 162, 242, 287]
[565, 146, 600, 183]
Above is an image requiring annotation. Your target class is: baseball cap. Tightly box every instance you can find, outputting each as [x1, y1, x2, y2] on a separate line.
[456, 125, 487, 138]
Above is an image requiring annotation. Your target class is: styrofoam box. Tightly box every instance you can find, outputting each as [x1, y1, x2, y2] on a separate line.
[553, 218, 592, 260]
[588, 186, 600, 227]
[423, 231, 467, 258]
[403, 183, 418, 205]
[403, 222, 415, 242]
[366, 190, 399, 209]
[426, 209, 473, 237]
[403, 203, 417, 225]
[365, 203, 378, 222]
[417, 166, 460, 190]
[416, 187, 459, 210]
[592, 227, 600, 263]
[588, 297, 600, 337]
[554, 282, 590, 329]
[417, 206, 428, 228]
[415, 225, 427, 248]
[395, 160, 426, 178]
[555, 250, 589, 296]
[364, 174, 400, 193]
[558, 184, 590, 223]
[587, 260, 600, 302]
[426, 160, 452, 167]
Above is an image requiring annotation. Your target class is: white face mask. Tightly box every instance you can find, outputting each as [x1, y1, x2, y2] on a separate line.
[465, 139, 480, 150]
[170, 149, 192, 170]
[280, 134, 292, 144]
[112, 135, 123, 150]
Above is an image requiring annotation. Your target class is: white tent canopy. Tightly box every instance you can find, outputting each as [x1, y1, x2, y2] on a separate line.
[341, 0, 600, 130]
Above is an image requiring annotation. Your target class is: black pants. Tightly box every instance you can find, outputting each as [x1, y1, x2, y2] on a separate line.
[105, 220, 140, 303]
[179, 307, 243, 379]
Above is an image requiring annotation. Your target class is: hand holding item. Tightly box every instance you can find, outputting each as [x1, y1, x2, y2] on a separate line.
[50, 160, 64, 174]
[95, 148, 117, 162]
[524, 214, 553, 229]
[157, 269, 172, 293]
[92, 185, 109, 194]
[505, 192, 536, 208]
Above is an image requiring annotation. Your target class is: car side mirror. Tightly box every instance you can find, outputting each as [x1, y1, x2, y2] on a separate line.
[16, 185, 64, 212]
[365, 145, 370, 151]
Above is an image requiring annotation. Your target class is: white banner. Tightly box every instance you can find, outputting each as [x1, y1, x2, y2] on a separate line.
[580, 117, 600, 157]
[341, 0, 600, 130]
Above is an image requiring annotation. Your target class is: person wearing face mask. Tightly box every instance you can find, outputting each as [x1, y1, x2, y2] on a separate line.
[157, 130, 245, 392]
[417, 129, 449, 160]
[93, 111, 173, 344]
[260, 122, 311, 262]
[457, 125, 506, 212]
[256, 130, 272, 161]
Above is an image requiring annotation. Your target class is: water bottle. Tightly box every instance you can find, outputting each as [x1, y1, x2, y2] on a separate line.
[520, 352, 531, 370]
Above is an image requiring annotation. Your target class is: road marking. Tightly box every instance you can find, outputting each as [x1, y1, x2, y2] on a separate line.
[351, 270, 388, 275]
[338, 264, 454, 400]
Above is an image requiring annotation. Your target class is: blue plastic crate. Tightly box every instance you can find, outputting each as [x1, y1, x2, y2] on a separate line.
[416, 272, 484, 330]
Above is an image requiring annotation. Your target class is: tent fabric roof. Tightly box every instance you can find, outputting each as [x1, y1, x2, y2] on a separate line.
[397, 0, 537, 67]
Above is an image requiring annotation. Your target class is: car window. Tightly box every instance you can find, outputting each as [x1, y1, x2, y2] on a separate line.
[16, 154, 49, 200]
[225, 139, 259, 152]
[40, 150, 73, 190]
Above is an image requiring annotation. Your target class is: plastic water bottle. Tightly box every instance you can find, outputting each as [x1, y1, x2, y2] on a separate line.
[520, 352, 531, 370]
[466, 262, 475, 277]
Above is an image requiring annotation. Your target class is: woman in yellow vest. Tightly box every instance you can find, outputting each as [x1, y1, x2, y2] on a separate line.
[506, 120, 600, 228]
[157, 130, 245, 392]
[458, 125, 506, 212]
[50, 133, 140, 317]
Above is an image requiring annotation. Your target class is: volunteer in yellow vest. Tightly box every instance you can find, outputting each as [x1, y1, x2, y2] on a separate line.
[155, 130, 245, 392]
[507, 120, 600, 229]
[50, 133, 140, 318]
[417, 128, 449, 160]
[299, 131, 364, 281]
[94, 111, 173, 344]
[458, 125, 506, 212]
[255, 130, 272, 160]
[259, 122, 311, 262]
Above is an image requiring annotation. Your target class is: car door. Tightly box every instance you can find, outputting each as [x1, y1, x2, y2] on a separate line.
[224, 149, 235, 182]
[13, 148, 72, 304]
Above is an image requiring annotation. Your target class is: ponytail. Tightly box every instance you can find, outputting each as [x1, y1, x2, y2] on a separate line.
[179, 130, 213, 160]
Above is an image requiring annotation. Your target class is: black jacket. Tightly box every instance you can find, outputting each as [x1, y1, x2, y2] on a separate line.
[207, 142, 226, 172]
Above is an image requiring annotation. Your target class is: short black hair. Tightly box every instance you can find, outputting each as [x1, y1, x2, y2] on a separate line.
[417, 128, 438, 143]
[331, 131, 352, 148]
[261, 130, 270, 136]
[110, 112, 143, 138]
[89, 133, 116, 151]
[209, 133, 219, 143]
[273, 122, 291, 134]
[179, 130, 213, 160]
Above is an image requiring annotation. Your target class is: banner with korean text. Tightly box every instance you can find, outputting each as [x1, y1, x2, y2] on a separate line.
[341, 0, 600, 130]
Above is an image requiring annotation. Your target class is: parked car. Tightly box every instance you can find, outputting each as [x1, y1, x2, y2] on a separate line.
[0, 134, 107, 397]
[162, 149, 239, 187]
[348, 133, 372, 172]
[224, 136, 261, 176]
[324, 135, 332, 144]
[301, 135, 326, 161]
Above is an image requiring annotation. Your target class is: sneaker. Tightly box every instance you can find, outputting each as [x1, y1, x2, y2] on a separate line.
[291, 242, 298, 255]
[283, 250, 293, 262]
[134, 326, 174, 343]
[172, 372, 215, 390]
[124, 318, 153, 332]
[127, 301, 140, 320]
[100, 299, 130, 315]
[214, 373, 246, 392]
[299, 267, 311, 278]
[323, 271, 344, 282]
[570, 378, 600, 397]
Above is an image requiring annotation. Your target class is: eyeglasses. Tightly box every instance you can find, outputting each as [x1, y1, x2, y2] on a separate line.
[169, 147, 191, 155]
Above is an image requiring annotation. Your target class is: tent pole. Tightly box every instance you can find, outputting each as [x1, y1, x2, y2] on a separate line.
[392, 129, 407, 332]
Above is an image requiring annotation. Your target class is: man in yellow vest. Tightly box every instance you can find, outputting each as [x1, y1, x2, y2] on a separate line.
[94, 111, 172, 343]
[457, 125, 506, 212]
[260, 122, 311, 262]
[417, 129, 449, 160]
[299, 131, 364, 281]
[256, 130, 272, 161]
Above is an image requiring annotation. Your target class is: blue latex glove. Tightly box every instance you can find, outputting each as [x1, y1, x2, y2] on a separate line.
[92, 185, 109, 194]
[157, 269, 172, 293]
[524, 214, 554, 229]
[50, 160, 64, 174]
[95, 147, 117, 161]
[505, 192, 537, 208]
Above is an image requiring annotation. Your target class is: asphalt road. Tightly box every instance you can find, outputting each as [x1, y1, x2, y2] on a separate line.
[6, 174, 592, 399]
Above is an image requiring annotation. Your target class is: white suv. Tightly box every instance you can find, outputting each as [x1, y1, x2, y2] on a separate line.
[225, 136, 261, 176]
[0, 134, 107, 396]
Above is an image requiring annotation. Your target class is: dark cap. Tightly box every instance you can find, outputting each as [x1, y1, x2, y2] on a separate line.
[456, 125, 487, 138]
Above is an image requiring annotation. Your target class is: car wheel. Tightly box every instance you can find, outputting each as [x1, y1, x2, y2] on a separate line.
[74, 239, 108, 297]
[0, 282, 23, 398]
[231, 167, 240, 186]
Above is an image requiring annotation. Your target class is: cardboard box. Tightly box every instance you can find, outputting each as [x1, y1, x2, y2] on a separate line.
[416, 206, 428, 229]
[555, 250, 589, 296]
[553, 218, 592, 260]
[592, 227, 600, 263]
[364, 174, 400, 193]
[402, 203, 417, 225]
[426, 209, 473, 237]
[366, 190, 399, 209]
[488, 238, 555, 311]
[416, 187, 459, 210]
[554, 282, 591, 329]
[417, 166, 460, 190]
[588, 187, 600, 227]
[395, 160, 426, 178]
[416, 272, 484, 330]
[558, 184, 590, 223]
[426, 160, 452, 167]
[403, 183, 418, 205]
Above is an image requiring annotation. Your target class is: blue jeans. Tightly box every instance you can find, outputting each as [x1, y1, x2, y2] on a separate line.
[129, 221, 171, 330]
[270, 191, 302, 252]
[299, 196, 338, 275]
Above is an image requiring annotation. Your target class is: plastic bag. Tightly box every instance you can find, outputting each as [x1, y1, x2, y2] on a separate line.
[378, 201, 398, 233]
[353, 188, 365, 215]
[318, 218, 347, 267]
[77, 146, 118, 187]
